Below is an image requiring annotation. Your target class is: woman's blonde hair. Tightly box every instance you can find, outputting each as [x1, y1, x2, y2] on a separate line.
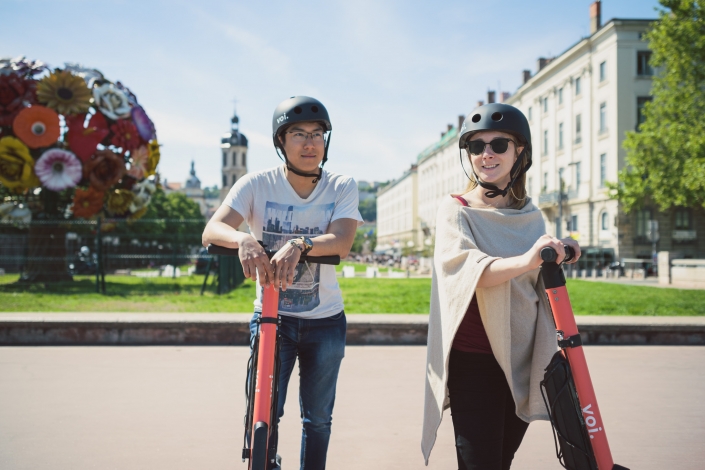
[464, 132, 531, 209]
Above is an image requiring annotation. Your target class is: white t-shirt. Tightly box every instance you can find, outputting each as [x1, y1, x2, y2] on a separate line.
[223, 165, 363, 319]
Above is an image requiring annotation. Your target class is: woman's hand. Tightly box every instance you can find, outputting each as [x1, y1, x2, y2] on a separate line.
[238, 236, 274, 287]
[522, 234, 569, 270]
[271, 240, 302, 291]
[560, 237, 581, 264]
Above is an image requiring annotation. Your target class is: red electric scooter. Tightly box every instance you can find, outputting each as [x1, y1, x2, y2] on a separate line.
[540, 246, 629, 470]
[207, 243, 340, 470]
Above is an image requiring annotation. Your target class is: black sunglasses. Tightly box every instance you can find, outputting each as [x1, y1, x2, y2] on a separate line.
[466, 138, 515, 156]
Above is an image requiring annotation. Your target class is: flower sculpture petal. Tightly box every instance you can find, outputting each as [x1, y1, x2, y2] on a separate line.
[127, 145, 149, 180]
[128, 205, 148, 222]
[131, 106, 156, 141]
[12, 105, 61, 149]
[0, 72, 37, 127]
[66, 113, 110, 162]
[93, 83, 131, 120]
[130, 178, 156, 212]
[34, 148, 83, 192]
[0, 136, 40, 190]
[36, 70, 91, 116]
[106, 188, 134, 215]
[110, 119, 142, 151]
[146, 139, 160, 177]
[72, 186, 105, 219]
[83, 149, 126, 192]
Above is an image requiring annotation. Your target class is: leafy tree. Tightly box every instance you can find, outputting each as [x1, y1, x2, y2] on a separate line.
[359, 197, 377, 222]
[615, 0, 705, 211]
[203, 185, 220, 198]
[350, 228, 376, 254]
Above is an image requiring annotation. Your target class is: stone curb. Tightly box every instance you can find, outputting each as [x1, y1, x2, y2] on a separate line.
[0, 313, 704, 346]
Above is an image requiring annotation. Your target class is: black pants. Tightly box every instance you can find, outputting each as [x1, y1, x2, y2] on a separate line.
[447, 349, 529, 470]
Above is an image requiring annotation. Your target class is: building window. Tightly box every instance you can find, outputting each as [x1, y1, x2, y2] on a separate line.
[542, 172, 548, 192]
[232, 174, 237, 185]
[570, 215, 578, 233]
[222, 174, 227, 187]
[599, 102, 607, 133]
[601, 211, 609, 231]
[558, 87, 563, 105]
[637, 51, 653, 76]
[558, 122, 564, 149]
[222, 151, 227, 167]
[575, 114, 582, 144]
[543, 97, 548, 113]
[637, 97, 652, 130]
[600, 154, 607, 186]
[674, 208, 692, 229]
[575, 161, 581, 191]
[575, 76, 581, 95]
[242, 152, 247, 167]
[635, 209, 652, 237]
[599, 61, 606, 82]
[543, 130, 548, 155]
[232, 153, 237, 166]
[558, 167, 565, 189]
[528, 106, 532, 121]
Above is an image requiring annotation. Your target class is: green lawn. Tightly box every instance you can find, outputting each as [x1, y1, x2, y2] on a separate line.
[0, 274, 702, 315]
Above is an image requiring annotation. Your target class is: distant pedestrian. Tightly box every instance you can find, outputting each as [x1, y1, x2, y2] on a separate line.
[422, 103, 581, 469]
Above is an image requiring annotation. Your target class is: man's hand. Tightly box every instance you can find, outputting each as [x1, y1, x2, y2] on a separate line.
[271, 240, 302, 291]
[238, 237, 274, 287]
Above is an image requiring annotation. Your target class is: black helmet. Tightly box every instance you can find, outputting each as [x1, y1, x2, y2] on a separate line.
[458, 103, 532, 198]
[271, 96, 333, 181]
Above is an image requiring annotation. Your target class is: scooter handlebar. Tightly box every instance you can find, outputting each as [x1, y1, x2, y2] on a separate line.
[206, 244, 341, 265]
[540, 245, 576, 264]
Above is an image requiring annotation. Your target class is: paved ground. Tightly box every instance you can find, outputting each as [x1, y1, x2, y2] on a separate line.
[0, 346, 703, 469]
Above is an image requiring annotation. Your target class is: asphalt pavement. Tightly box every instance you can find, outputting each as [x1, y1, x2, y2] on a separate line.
[0, 345, 703, 469]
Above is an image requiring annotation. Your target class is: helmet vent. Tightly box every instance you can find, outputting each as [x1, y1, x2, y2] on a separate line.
[294, 106, 302, 114]
[471, 114, 481, 123]
[311, 105, 319, 113]
[491, 112, 503, 121]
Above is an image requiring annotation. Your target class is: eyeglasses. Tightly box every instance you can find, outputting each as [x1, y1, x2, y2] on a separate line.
[466, 138, 515, 156]
[286, 131, 325, 143]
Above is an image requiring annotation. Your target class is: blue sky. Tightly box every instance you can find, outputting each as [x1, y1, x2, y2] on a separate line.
[2, 0, 661, 188]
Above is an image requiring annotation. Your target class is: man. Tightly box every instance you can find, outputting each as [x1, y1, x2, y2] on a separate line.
[202, 96, 362, 469]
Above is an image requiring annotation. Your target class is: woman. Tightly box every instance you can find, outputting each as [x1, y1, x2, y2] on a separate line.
[421, 103, 581, 470]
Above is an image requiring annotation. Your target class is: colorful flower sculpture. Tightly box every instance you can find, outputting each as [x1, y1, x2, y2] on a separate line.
[0, 136, 41, 191]
[66, 112, 110, 162]
[12, 105, 61, 148]
[36, 70, 91, 116]
[0, 57, 160, 222]
[34, 148, 82, 191]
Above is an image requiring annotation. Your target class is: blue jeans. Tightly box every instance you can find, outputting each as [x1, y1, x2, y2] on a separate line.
[249, 310, 346, 470]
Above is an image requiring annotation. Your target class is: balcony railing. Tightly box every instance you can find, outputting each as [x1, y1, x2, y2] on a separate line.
[538, 189, 578, 205]
[673, 230, 697, 243]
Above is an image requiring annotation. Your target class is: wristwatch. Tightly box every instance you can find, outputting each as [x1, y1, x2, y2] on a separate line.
[297, 236, 314, 255]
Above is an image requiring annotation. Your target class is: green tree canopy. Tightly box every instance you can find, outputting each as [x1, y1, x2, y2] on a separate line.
[615, 0, 705, 211]
[112, 189, 205, 244]
[359, 197, 376, 222]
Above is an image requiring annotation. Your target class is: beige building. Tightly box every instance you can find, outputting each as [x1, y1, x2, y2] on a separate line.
[376, 165, 418, 254]
[507, 8, 703, 261]
[417, 118, 466, 246]
[377, 3, 704, 263]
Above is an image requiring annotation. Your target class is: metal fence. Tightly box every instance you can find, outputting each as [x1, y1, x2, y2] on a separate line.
[0, 219, 244, 295]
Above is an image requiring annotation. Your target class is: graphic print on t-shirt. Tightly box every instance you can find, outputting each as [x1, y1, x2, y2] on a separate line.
[262, 201, 334, 313]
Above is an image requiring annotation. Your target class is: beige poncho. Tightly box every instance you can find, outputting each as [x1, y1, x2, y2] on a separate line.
[421, 195, 558, 464]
